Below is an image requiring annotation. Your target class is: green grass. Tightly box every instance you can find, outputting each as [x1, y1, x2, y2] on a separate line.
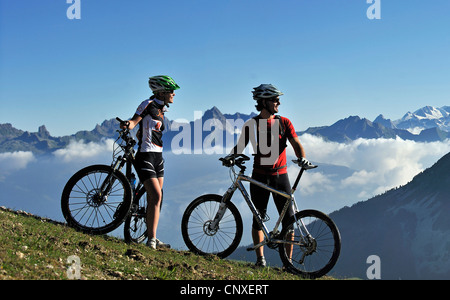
[0, 207, 336, 280]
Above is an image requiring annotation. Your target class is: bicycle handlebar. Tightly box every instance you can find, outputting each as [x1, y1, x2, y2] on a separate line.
[219, 154, 250, 171]
[115, 117, 135, 147]
[220, 154, 318, 172]
[116, 117, 130, 128]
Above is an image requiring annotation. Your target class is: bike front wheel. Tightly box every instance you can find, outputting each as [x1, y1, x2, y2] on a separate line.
[279, 209, 341, 279]
[61, 164, 132, 235]
[181, 194, 243, 259]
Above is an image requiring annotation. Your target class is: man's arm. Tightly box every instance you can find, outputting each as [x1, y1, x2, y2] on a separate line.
[289, 136, 306, 159]
[230, 127, 249, 155]
[229, 119, 257, 155]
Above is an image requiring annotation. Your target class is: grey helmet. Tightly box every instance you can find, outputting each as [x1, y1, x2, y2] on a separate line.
[252, 84, 283, 100]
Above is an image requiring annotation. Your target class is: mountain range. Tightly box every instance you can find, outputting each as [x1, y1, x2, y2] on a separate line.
[300, 106, 450, 143]
[393, 106, 450, 133]
[0, 119, 120, 155]
[1, 105, 449, 154]
[329, 150, 450, 279]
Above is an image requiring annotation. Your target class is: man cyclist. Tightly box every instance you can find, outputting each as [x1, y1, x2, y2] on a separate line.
[225, 84, 310, 267]
[120, 75, 180, 249]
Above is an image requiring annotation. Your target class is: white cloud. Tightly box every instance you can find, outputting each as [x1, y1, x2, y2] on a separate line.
[53, 139, 114, 162]
[341, 169, 378, 187]
[288, 165, 335, 196]
[294, 134, 450, 199]
[0, 151, 35, 180]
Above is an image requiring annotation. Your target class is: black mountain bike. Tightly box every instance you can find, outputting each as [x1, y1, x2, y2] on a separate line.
[181, 154, 341, 278]
[61, 118, 150, 242]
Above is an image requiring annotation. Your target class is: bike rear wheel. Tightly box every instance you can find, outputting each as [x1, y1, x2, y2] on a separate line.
[124, 187, 147, 243]
[279, 209, 341, 279]
[124, 188, 165, 243]
[181, 194, 243, 259]
[61, 164, 132, 235]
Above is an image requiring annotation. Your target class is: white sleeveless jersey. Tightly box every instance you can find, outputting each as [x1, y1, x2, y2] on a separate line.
[135, 98, 166, 153]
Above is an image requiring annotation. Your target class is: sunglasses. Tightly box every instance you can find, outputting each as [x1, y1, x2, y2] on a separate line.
[265, 97, 280, 103]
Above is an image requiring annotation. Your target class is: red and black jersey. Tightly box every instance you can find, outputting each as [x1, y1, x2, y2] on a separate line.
[251, 115, 298, 175]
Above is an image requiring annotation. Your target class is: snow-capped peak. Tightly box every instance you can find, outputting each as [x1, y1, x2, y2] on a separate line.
[394, 106, 450, 133]
[413, 106, 445, 120]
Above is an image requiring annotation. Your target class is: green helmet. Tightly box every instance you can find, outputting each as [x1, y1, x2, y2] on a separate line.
[148, 75, 180, 92]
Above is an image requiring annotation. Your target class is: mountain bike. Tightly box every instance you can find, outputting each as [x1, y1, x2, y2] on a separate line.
[61, 117, 150, 241]
[181, 154, 341, 278]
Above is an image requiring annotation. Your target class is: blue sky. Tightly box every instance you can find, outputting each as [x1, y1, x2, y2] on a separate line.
[1, 0, 449, 136]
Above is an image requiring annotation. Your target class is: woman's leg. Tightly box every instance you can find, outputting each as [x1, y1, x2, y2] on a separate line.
[145, 177, 164, 239]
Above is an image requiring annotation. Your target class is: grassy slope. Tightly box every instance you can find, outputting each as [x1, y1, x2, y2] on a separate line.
[0, 207, 337, 280]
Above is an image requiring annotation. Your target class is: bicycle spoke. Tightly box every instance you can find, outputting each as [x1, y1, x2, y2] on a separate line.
[279, 210, 340, 278]
[65, 169, 128, 230]
[182, 197, 242, 258]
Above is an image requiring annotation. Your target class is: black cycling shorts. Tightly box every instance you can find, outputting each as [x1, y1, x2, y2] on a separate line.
[250, 172, 294, 230]
[135, 151, 164, 181]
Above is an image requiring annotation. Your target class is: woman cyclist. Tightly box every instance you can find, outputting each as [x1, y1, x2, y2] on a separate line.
[120, 75, 180, 249]
[226, 84, 310, 267]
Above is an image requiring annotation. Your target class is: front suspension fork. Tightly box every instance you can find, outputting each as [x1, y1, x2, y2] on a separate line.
[208, 185, 237, 231]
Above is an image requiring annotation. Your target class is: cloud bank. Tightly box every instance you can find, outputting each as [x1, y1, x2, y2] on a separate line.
[53, 139, 115, 163]
[290, 134, 450, 202]
[1, 135, 450, 248]
[0, 151, 36, 181]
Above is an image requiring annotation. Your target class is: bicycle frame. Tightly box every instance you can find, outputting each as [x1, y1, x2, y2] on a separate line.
[210, 162, 314, 251]
[99, 128, 143, 206]
[237, 174, 292, 240]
